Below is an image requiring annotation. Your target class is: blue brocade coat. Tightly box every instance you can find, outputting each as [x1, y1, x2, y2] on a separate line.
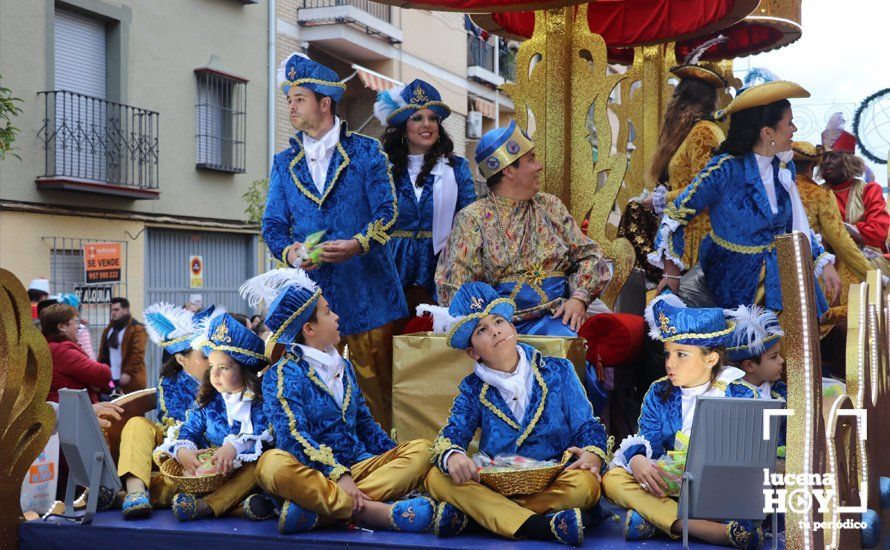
[157, 392, 272, 466]
[612, 372, 760, 469]
[156, 370, 200, 427]
[262, 347, 395, 480]
[262, 122, 408, 336]
[652, 153, 831, 315]
[432, 343, 610, 471]
[389, 156, 476, 295]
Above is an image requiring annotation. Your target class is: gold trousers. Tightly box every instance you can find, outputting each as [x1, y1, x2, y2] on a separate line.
[203, 462, 259, 516]
[116, 416, 177, 507]
[255, 439, 432, 521]
[342, 323, 394, 432]
[424, 467, 601, 539]
[602, 468, 680, 538]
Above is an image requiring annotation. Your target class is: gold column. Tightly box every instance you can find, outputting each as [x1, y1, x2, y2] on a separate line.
[776, 233, 825, 550]
[0, 269, 55, 549]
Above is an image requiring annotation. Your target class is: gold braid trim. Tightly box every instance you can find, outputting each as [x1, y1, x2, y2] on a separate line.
[267, 290, 322, 348]
[429, 436, 464, 468]
[479, 385, 520, 430]
[391, 230, 433, 239]
[351, 135, 398, 253]
[583, 435, 615, 465]
[516, 352, 548, 447]
[203, 342, 269, 362]
[549, 508, 582, 543]
[158, 380, 170, 423]
[445, 297, 516, 346]
[386, 101, 451, 123]
[305, 362, 352, 422]
[709, 231, 775, 254]
[669, 154, 734, 223]
[281, 77, 346, 91]
[280, 245, 292, 267]
[317, 142, 351, 205]
[276, 359, 348, 478]
[355, 233, 370, 254]
[725, 332, 781, 351]
[288, 149, 320, 206]
[659, 320, 736, 343]
[160, 334, 192, 348]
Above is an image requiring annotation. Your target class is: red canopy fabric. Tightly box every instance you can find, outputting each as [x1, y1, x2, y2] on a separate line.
[485, 0, 756, 47]
[370, 0, 588, 13]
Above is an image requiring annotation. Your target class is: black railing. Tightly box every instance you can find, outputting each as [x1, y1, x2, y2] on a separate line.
[467, 34, 496, 73]
[301, 0, 391, 23]
[37, 90, 159, 190]
[499, 48, 517, 82]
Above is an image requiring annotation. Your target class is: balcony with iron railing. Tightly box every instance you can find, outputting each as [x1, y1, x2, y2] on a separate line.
[298, 0, 402, 61]
[36, 90, 160, 199]
[467, 34, 504, 87]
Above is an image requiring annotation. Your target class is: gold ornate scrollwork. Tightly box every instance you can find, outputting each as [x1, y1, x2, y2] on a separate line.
[0, 268, 55, 548]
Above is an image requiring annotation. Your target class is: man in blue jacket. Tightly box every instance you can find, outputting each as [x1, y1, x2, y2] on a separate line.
[262, 52, 407, 431]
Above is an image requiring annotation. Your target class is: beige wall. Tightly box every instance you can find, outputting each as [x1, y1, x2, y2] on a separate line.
[0, 0, 270, 223]
[0, 210, 147, 316]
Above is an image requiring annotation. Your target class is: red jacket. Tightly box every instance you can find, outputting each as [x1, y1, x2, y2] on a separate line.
[831, 180, 890, 251]
[47, 339, 112, 404]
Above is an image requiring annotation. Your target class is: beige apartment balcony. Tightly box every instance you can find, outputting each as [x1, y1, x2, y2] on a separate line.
[298, 0, 402, 62]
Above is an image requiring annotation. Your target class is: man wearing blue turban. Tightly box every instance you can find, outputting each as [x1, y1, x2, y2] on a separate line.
[262, 53, 407, 431]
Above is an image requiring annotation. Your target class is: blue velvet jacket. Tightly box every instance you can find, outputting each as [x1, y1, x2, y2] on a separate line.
[432, 343, 610, 471]
[156, 370, 200, 427]
[389, 156, 476, 295]
[652, 153, 831, 316]
[262, 122, 408, 335]
[157, 392, 272, 465]
[725, 379, 787, 451]
[612, 371, 758, 469]
[262, 347, 394, 480]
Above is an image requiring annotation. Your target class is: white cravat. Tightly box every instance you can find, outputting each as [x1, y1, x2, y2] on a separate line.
[679, 366, 746, 435]
[754, 153, 779, 215]
[757, 381, 772, 400]
[474, 346, 533, 422]
[221, 391, 254, 435]
[407, 154, 425, 201]
[431, 158, 459, 254]
[298, 344, 345, 406]
[302, 117, 341, 195]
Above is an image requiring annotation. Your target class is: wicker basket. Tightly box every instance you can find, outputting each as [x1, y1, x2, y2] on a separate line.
[478, 452, 571, 496]
[157, 451, 227, 495]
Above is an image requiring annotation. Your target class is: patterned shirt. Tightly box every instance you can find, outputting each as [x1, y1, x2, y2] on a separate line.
[435, 192, 611, 316]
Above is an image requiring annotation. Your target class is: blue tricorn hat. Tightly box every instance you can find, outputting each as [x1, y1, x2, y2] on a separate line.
[195, 311, 268, 370]
[144, 302, 199, 355]
[442, 282, 515, 350]
[373, 79, 451, 128]
[644, 292, 735, 348]
[724, 304, 784, 362]
[239, 268, 323, 352]
[474, 119, 535, 179]
[278, 52, 346, 103]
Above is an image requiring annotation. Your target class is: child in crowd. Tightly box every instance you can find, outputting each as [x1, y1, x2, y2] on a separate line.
[154, 311, 274, 522]
[423, 282, 610, 546]
[240, 269, 437, 534]
[725, 305, 787, 401]
[602, 293, 762, 548]
[118, 303, 214, 518]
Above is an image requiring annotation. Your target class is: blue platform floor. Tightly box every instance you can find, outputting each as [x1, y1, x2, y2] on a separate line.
[19, 500, 774, 550]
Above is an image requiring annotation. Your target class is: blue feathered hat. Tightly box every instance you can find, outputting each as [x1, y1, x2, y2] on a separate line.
[474, 119, 535, 179]
[193, 305, 216, 326]
[421, 282, 515, 350]
[240, 268, 322, 351]
[373, 79, 451, 128]
[144, 302, 198, 355]
[277, 52, 346, 103]
[724, 305, 784, 362]
[195, 311, 268, 370]
[644, 293, 735, 348]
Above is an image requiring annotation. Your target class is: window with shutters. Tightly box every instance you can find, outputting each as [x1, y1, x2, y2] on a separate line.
[195, 70, 247, 173]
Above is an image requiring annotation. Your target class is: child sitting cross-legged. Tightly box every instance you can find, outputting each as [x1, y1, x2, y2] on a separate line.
[154, 311, 275, 522]
[422, 282, 611, 546]
[602, 293, 762, 548]
[241, 269, 440, 535]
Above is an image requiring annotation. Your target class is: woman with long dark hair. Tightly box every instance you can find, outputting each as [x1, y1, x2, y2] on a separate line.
[375, 79, 476, 312]
[645, 61, 725, 270]
[649, 79, 842, 316]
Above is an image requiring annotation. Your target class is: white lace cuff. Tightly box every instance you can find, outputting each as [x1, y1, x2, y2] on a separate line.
[441, 448, 467, 474]
[647, 217, 686, 270]
[156, 438, 198, 462]
[814, 252, 836, 278]
[652, 185, 669, 216]
[223, 429, 274, 467]
[609, 434, 653, 473]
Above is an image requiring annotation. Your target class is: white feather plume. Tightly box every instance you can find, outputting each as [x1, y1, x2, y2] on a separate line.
[372, 85, 407, 126]
[239, 268, 317, 309]
[724, 304, 783, 352]
[416, 304, 459, 334]
[191, 307, 228, 350]
[277, 51, 312, 90]
[143, 302, 196, 346]
[683, 34, 728, 66]
[644, 292, 688, 341]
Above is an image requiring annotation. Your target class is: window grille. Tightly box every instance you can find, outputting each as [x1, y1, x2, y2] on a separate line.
[195, 70, 247, 173]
